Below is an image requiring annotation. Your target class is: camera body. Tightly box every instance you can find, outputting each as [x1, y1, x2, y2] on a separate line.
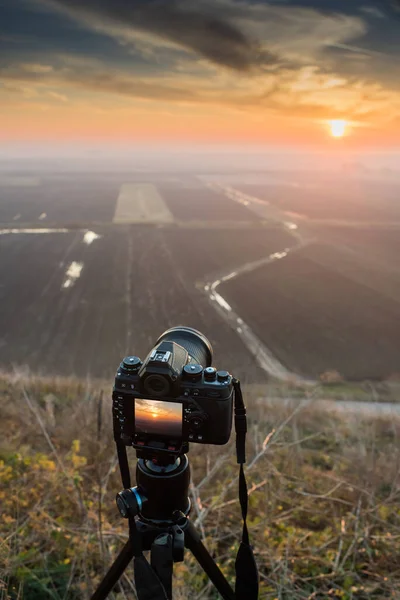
[113, 337, 233, 459]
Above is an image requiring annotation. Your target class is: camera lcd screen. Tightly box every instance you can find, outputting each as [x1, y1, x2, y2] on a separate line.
[134, 399, 182, 437]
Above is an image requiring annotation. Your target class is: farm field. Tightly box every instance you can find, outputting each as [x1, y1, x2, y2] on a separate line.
[156, 180, 259, 222]
[0, 173, 259, 225]
[307, 225, 400, 269]
[0, 177, 120, 224]
[0, 224, 295, 381]
[219, 240, 400, 380]
[232, 177, 400, 222]
[1, 167, 399, 383]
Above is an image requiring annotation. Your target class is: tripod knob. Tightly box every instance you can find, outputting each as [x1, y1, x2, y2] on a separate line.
[116, 487, 147, 518]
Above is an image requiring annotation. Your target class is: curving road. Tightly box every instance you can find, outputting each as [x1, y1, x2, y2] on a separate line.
[198, 182, 318, 383]
[200, 240, 313, 383]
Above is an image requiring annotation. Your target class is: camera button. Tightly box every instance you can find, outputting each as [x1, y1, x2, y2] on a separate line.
[217, 370, 230, 382]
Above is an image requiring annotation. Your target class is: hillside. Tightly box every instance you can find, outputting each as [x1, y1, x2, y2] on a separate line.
[1, 374, 400, 599]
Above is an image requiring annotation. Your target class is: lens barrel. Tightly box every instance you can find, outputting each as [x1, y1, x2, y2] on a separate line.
[155, 326, 213, 368]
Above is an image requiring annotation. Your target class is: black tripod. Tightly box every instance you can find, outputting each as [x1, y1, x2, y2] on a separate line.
[91, 454, 235, 600]
[91, 378, 258, 600]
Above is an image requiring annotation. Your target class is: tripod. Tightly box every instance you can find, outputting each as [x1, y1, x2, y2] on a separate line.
[91, 377, 258, 600]
[91, 454, 235, 600]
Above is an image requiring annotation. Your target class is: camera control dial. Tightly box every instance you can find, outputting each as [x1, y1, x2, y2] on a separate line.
[204, 367, 217, 381]
[188, 415, 204, 429]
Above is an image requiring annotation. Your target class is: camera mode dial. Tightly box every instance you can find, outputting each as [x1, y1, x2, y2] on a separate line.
[122, 356, 142, 370]
[183, 364, 203, 381]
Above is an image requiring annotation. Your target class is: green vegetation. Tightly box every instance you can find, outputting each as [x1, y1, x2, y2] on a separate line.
[1, 375, 399, 599]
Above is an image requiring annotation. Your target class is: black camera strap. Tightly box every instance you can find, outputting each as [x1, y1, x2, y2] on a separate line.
[233, 379, 259, 600]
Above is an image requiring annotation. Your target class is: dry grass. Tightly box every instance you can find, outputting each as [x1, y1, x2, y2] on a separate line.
[1, 374, 400, 599]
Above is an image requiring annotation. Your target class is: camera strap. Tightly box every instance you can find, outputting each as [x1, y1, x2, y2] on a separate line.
[233, 379, 259, 600]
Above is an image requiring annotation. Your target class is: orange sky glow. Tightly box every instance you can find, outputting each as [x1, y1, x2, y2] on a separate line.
[1, 1, 400, 148]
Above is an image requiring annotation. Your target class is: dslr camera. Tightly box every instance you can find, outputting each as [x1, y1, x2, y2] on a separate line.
[113, 326, 233, 461]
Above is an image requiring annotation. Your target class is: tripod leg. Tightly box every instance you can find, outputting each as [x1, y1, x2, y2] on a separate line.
[185, 521, 235, 600]
[150, 534, 174, 599]
[91, 540, 134, 600]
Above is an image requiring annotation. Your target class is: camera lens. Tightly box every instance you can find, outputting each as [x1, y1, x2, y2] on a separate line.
[143, 374, 171, 397]
[156, 326, 213, 368]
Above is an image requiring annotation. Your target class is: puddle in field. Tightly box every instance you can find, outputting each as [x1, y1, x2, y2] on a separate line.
[269, 250, 288, 260]
[0, 229, 101, 246]
[221, 271, 237, 282]
[83, 230, 101, 245]
[212, 292, 232, 312]
[62, 262, 83, 289]
[0, 228, 69, 235]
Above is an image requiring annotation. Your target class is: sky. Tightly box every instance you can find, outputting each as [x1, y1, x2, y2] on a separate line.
[1, 0, 400, 147]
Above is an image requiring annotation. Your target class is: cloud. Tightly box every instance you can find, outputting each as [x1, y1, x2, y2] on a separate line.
[47, 91, 68, 102]
[0, 82, 39, 99]
[327, 43, 386, 58]
[19, 63, 54, 74]
[1, 1, 398, 128]
[68, 69, 198, 101]
[229, 2, 367, 64]
[42, 0, 268, 71]
[1, 57, 399, 133]
[42, 0, 366, 73]
[0, 60, 199, 103]
[360, 5, 386, 18]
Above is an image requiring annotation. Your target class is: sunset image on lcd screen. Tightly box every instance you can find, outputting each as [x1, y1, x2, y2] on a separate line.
[329, 120, 347, 138]
[135, 399, 182, 437]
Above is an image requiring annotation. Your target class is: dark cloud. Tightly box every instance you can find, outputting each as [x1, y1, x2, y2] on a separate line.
[43, 0, 275, 71]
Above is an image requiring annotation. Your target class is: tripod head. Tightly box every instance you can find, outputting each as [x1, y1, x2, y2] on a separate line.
[116, 454, 191, 522]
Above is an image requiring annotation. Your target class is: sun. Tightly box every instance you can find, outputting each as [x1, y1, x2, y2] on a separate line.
[151, 412, 158, 418]
[329, 120, 347, 138]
